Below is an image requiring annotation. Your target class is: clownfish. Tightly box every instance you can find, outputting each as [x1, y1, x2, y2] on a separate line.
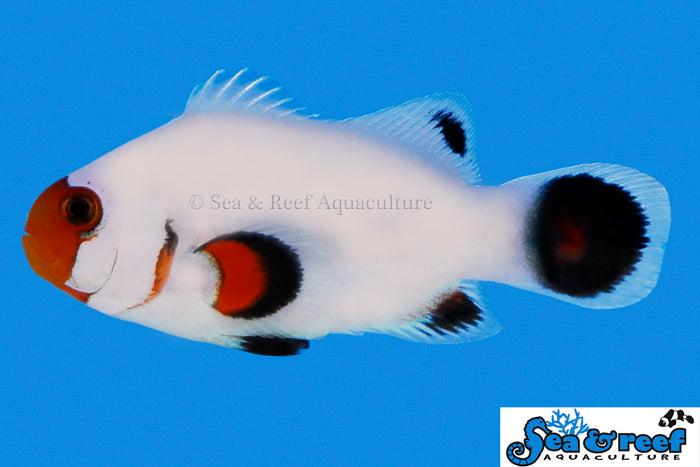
[22, 69, 671, 356]
[659, 409, 695, 428]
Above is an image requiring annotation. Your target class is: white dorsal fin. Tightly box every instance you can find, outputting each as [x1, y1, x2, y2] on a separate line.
[185, 69, 479, 184]
[343, 93, 481, 185]
[184, 69, 316, 119]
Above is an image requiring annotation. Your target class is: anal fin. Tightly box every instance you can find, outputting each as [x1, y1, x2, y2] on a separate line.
[386, 281, 501, 344]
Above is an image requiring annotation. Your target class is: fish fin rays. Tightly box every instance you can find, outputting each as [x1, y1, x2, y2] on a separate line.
[185, 69, 479, 184]
[382, 281, 501, 343]
[216, 335, 310, 356]
[184, 68, 317, 119]
[343, 93, 480, 185]
[504, 163, 671, 309]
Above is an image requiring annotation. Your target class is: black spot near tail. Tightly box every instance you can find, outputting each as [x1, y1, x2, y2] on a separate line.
[431, 110, 467, 156]
[239, 336, 310, 356]
[528, 174, 649, 297]
[424, 290, 483, 336]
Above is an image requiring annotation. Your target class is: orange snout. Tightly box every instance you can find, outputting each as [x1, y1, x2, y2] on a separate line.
[23, 177, 102, 302]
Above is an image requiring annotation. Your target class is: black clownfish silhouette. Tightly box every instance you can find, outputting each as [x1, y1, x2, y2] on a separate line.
[659, 409, 695, 428]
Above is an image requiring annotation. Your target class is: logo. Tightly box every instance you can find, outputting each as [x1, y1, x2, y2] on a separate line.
[500, 408, 699, 466]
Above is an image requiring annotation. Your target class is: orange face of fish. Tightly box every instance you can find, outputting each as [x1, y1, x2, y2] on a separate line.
[22, 177, 103, 302]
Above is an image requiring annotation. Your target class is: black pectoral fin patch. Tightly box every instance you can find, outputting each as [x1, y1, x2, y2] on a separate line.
[196, 232, 303, 319]
[528, 174, 650, 297]
[239, 336, 310, 356]
[431, 110, 467, 156]
[424, 290, 483, 336]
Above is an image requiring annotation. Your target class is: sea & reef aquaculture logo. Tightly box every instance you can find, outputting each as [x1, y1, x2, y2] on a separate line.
[500, 408, 699, 467]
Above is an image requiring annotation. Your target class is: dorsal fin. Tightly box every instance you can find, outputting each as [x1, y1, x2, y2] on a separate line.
[184, 68, 316, 119]
[343, 94, 481, 185]
[185, 69, 479, 183]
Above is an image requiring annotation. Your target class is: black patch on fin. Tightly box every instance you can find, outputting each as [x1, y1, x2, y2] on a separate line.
[528, 173, 650, 297]
[196, 232, 303, 320]
[423, 290, 483, 336]
[239, 336, 310, 356]
[231, 232, 303, 320]
[431, 110, 467, 156]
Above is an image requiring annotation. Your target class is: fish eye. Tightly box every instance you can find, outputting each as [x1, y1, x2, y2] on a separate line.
[60, 189, 102, 228]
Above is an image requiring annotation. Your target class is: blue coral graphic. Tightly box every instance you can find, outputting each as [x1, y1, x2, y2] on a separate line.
[547, 409, 589, 435]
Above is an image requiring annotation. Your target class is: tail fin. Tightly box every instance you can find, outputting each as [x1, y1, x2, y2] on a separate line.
[505, 163, 670, 309]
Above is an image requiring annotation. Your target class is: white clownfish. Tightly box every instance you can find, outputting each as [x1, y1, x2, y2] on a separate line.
[22, 69, 671, 356]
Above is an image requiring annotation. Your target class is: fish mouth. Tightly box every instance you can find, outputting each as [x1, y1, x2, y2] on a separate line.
[23, 232, 117, 302]
[22, 233, 64, 284]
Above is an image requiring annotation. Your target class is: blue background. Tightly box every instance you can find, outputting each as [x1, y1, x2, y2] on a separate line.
[2, 2, 698, 465]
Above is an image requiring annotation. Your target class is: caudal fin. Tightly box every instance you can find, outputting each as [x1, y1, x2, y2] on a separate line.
[505, 163, 670, 309]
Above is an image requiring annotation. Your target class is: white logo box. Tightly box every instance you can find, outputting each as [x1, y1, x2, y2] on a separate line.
[500, 407, 699, 467]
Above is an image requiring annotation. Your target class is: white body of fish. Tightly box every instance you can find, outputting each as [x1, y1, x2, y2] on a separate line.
[24, 69, 671, 354]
